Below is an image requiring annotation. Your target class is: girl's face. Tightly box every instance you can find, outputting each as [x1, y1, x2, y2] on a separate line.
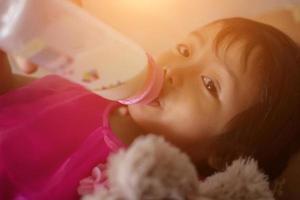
[128, 22, 262, 150]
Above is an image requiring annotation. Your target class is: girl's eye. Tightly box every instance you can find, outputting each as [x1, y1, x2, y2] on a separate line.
[176, 44, 191, 57]
[201, 76, 218, 96]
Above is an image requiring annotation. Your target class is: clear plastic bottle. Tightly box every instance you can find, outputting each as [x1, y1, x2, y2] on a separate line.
[0, 0, 164, 104]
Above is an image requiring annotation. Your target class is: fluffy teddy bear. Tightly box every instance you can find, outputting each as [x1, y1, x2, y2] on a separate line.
[82, 135, 275, 200]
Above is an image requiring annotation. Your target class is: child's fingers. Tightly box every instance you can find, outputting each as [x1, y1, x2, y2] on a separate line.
[14, 56, 38, 74]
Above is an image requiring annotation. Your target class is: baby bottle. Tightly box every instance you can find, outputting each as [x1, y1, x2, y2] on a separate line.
[0, 0, 164, 104]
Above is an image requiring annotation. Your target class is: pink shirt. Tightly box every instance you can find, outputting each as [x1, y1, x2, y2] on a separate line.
[0, 75, 125, 200]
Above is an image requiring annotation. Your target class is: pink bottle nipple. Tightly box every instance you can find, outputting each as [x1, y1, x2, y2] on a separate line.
[118, 54, 164, 105]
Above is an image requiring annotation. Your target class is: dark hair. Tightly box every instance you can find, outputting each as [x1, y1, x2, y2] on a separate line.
[205, 17, 300, 181]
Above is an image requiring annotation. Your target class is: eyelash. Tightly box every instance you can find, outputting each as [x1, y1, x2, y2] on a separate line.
[201, 76, 218, 97]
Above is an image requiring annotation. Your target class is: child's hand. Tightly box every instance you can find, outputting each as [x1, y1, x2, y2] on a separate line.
[77, 164, 108, 196]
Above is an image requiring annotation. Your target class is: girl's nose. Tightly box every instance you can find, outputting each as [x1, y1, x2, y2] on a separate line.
[163, 65, 185, 86]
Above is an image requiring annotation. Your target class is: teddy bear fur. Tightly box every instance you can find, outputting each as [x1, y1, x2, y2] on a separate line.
[82, 135, 275, 200]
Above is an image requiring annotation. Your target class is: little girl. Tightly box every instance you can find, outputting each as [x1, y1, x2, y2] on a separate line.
[0, 17, 300, 200]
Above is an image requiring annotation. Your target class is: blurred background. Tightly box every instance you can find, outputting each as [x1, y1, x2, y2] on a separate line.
[81, 0, 300, 56]
[12, 0, 300, 76]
